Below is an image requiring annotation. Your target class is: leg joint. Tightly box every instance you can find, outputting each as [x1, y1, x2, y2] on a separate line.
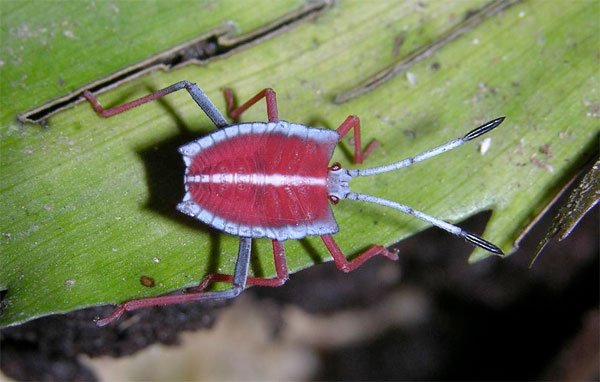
[229, 286, 244, 298]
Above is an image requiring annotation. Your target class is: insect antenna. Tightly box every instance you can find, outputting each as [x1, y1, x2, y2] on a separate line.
[346, 192, 503, 255]
[348, 117, 505, 177]
[342, 117, 506, 255]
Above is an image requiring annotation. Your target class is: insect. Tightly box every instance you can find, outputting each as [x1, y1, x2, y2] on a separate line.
[83, 81, 504, 326]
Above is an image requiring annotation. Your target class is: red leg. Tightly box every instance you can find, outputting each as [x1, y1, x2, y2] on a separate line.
[336, 115, 380, 164]
[83, 80, 228, 127]
[191, 240, 289, 291]
[223, 88, 279, 122]
[95, 288, 238, 327]
[83, 84, 189, 118]
[320, 234, 398, 273]
[96, 237, 252, 327]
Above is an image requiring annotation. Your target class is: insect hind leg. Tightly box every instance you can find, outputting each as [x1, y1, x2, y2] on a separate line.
[83, 80, 228, 128]
[191, 240, 290, 291]
[95, 238, 252, 327]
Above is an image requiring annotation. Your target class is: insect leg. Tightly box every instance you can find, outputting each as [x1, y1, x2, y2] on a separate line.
[223, 88, 279, 122]
[191, 240, 289, 290]
[252, 240, 289, 286]
[94, 237, 252, 327]
[320, 234, 399, 273]
[335, 115, 380, 164]
[83, 80, 228, 128]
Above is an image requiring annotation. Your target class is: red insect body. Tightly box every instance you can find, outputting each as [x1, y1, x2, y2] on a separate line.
[83, 82, 503, 327]
[178, 122, 339, 239]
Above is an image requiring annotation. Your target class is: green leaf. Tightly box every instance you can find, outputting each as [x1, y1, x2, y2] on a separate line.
[1, 0, 598, 327]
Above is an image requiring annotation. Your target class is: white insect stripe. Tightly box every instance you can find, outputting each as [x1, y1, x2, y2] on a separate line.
[186, 173, 326, 186]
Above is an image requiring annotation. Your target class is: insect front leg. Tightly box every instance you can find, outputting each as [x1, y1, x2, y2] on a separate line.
[320, 234, 399, 273]
[94, 237, 252, 327]
[83, 80, 228, 128]
[223, 88, 279, 122]
[336, 115, 380, 164]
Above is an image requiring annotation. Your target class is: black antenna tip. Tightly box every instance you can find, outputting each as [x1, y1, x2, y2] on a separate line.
[463, 116, 506, 141]
[462, 232, 504, 256]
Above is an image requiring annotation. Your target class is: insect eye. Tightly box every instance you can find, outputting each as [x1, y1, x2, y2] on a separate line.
[329, 162, 341, 171]
[328, 195, 340, 204]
